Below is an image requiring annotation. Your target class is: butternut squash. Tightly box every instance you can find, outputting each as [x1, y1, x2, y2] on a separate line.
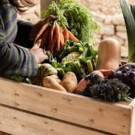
[96, 38, 121, 71]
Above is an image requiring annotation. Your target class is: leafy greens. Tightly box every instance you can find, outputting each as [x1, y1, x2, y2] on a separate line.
[42, 0, 100, 43]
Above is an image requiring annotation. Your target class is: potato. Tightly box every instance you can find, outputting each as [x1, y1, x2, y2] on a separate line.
[43, 76, 67, 92]
[60, 72, 78, 93]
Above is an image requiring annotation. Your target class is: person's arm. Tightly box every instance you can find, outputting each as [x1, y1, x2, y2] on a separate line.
[0, 19, 38, 77]
[0, 3, 38, 77]
[14, 20, 34, 49]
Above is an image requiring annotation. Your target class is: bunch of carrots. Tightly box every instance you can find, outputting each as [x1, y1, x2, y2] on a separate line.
[34, 15, 79, 53]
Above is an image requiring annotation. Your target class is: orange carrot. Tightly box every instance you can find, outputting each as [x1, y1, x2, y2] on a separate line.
[40, 27, 49, 48]
[53, 23, 60, 52]
[51, 25, 57, 52]
[33, 15, 58, 43]
[62, 28, 69, 42]
[45, 27, 52, 51]
[60, 28, 65, 49]
[48, 23, 56, 52]
[35, 21, 50, 43]
[29, 21, 43, 40]
[68, 30, 79, 42]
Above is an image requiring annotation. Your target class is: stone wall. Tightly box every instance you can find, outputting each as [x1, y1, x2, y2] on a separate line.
[80, 0, 135, 57]
[19, 0, 135, 56]
[90, 4, 127, 56]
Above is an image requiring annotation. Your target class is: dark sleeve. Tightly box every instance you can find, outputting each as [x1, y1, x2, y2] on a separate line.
[0, 4, 38, 77]
[14, 20, 34, 49]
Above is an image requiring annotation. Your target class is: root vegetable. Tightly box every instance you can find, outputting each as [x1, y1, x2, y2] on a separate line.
[63, 28, 69, 42]
[43, 76, 67, 92]
[35, 15, 57, 42]
[54, 23, 61, 52]
[60, 28, 65, 49]
[35, 19, 79, 52]
[60, 72, 78, 93]
[35, 21, 50, 43]
[49, 23, 56, 52]
[75, 70, 104, 94]
[48, 23, 56, 52]
[75, 78, 90, 94]
[68, 30, 79, 42]
[40, 27, 50, 48]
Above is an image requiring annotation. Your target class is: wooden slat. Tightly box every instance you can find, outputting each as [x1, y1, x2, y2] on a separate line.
[0, 105, 106, 135]
[0, 78, 131, 135]
[129, 99, 135, 135]
[130, 106, 135, 135]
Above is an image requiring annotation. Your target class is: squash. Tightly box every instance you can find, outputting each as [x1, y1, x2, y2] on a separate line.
[96, 38, 121, 71]
[31, 63, 58, 86]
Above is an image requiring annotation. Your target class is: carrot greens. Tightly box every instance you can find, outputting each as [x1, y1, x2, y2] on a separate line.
[42, 0, 100, 43]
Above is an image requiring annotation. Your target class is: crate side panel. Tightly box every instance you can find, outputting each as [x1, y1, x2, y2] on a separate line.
[0, 105, 107, 135]
[0, 78, 131, 135]
[131, 107, 135, 135]
[129, 99, 135, 135]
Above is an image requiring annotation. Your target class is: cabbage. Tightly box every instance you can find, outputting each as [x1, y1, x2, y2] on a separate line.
[113, 63, 135, 98]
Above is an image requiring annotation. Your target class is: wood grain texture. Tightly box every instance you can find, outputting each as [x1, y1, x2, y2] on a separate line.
[0, 77, 132, 135]
[0, 105, 106, 135]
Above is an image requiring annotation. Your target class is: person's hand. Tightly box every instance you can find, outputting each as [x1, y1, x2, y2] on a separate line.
[29, 42, 48, 64]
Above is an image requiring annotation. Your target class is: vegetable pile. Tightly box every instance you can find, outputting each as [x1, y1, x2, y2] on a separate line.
[50, 40, 97, 80]
[35, 0, 100, 53]
[7, 0, 135, 103]
[75, 37, 133, 103]
[34, 15, 79, 53]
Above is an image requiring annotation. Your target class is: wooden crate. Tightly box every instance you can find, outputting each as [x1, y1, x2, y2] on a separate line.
[0, 77, 134, 135]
